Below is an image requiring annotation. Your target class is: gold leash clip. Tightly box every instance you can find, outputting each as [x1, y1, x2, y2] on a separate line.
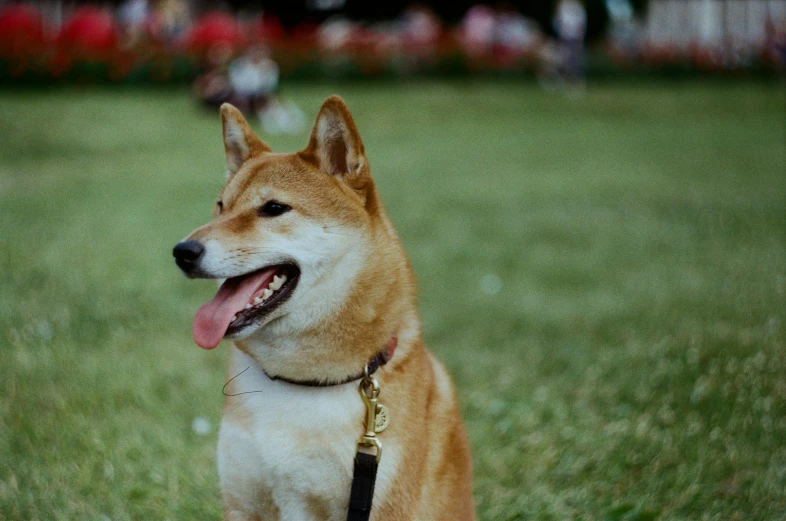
[358, 371, 390, 463]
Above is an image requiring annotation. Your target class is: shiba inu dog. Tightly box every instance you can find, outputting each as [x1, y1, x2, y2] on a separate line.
[173, 96, 475, 520]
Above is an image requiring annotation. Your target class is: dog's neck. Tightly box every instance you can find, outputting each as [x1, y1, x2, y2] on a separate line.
[235, 300, 420, 385]
[236, 208, 421, 385]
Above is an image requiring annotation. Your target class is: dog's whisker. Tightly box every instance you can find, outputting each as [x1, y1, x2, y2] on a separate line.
[222, 367, 265, 396]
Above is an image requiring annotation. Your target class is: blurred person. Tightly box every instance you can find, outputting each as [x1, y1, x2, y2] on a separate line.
[397, 4, 442, 73]
[151, 0, 191, 43]
[228, 45, 305, 135]
[554, 0, 587, 93]
[193, 42, 234, 108]
[117, 0, 150, 45]
[493, 3, 540, 67]
[317, 16, 364, 77]
[228, 45, 279, 114]
[188, 13, 245, 109]
[401, 3, 441, 49]
[460, 4, 496, 58]
[318, 15, 356, 52]
[605, 0, 638, 60]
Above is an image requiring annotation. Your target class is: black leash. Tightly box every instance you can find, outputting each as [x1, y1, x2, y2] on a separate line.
[347, 452, 379, 521]
[346, 364, 391, 521]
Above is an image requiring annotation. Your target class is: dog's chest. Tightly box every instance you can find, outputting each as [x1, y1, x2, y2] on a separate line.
[218, 350, 367, 520]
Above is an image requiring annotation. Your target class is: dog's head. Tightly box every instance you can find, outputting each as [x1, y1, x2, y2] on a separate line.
[174, 96, 388, 352]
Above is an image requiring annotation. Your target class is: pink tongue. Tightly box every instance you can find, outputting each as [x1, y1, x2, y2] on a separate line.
[192, 267, 277, 349]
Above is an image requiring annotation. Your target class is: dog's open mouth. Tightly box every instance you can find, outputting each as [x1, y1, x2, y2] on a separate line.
[192, 264, 300, 349]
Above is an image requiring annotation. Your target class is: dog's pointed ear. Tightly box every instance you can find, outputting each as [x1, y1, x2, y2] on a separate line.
[221, 103, 271, 176]
[301, 96, 369, 186]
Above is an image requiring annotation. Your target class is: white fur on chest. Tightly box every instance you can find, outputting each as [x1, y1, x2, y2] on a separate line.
[218, 348, 397, 520]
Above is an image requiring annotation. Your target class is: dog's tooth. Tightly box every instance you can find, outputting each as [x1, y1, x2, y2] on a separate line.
[269, 275, 283, 291]
[253, 297, 263, 305]
[262, 288, 273, 300]
[231, 315, 238, 322]
[244, 303, 253, 310]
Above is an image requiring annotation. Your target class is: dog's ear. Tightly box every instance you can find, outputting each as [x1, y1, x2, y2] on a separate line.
[220, 104, 271, 176]
[300, 96, 369, 188]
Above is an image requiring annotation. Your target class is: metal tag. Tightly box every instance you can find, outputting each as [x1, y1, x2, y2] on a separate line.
[374, 404, 390, 432]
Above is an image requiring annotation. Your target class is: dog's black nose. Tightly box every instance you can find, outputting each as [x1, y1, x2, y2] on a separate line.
[173, 240, 205, 271]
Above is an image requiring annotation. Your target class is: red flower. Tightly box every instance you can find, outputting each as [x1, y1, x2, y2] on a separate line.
[0, 4, 46, 60]
[58, 6, 118, 57]
[184, 12, 245, 55]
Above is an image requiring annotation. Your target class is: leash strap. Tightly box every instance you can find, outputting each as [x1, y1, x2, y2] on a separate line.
[346, 452, 379, 521]
[346, 353, 395, 521]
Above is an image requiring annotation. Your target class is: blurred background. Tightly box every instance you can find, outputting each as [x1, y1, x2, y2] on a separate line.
[1, 0, 786, 88]
[1, 1, 785, 520]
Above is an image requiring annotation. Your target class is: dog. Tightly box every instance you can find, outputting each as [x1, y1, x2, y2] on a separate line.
[173, 96, 475, 521]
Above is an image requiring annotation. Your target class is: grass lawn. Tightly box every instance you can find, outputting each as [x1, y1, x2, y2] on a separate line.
[1, 80, 784, 520]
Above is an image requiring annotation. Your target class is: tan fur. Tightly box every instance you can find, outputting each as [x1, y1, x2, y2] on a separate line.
[184, 97, 474, 520]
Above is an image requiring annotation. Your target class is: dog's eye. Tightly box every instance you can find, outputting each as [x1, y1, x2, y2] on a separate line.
[258, 201, 291, 217]
[216, 201, 223, 214]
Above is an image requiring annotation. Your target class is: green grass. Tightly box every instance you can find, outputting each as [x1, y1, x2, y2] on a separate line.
[1, 81, 784, 520]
